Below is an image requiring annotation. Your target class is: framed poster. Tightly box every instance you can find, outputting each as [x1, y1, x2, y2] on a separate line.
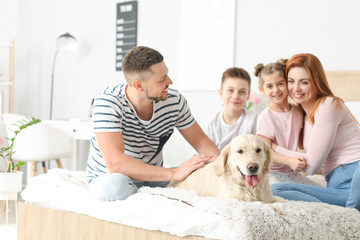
[179, 0, 236, 91]
[115, 1, 138, 71]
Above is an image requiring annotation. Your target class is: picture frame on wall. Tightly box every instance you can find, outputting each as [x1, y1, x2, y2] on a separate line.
[115, 1, 138, 71]
[179, 0, 236, 91]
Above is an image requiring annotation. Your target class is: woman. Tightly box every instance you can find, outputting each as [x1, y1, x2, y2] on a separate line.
[271, 53, 360, 210]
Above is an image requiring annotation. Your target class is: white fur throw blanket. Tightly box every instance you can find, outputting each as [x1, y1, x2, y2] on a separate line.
[21, 169, 360, 240]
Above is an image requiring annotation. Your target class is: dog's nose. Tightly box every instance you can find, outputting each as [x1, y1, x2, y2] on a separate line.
[247, 163, 259, 173]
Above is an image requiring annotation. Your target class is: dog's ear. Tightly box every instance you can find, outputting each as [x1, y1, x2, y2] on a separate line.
[214, 143, 231, 176]
[262, 141, 272, 174]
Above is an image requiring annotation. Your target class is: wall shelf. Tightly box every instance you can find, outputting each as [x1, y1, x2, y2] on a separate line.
[0, 82, 13, 86]
[0, 39, 15, 117]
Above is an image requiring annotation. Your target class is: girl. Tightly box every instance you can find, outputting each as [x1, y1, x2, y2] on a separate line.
[272, 53, 360, 210]
[255, 59, 317, 185]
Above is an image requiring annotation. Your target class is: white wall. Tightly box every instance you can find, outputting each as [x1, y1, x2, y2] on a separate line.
[12, 0, 183, 120]
[236, 0, 360, 83]
[1, 0, 360, 168]
[0, 0, 17, 42]
[15, 0, 123, 120]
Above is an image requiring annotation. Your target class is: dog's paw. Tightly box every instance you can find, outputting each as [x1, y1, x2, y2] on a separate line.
[273, 196, 287, 202]
[270, 205, 285, 215]
[168, 181, 179, 187]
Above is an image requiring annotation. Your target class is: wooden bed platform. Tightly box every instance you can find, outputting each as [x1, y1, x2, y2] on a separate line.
[17, 202, 208, 240]
[326, 70, 360, 101]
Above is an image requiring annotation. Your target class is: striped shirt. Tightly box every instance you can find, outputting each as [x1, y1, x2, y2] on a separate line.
[86, 84, 195, 183]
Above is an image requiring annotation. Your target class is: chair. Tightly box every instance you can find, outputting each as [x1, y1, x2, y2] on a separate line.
[2, 113, 73, 181]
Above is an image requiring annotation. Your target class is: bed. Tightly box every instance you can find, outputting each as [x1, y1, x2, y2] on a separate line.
[18, 71, 360, 240]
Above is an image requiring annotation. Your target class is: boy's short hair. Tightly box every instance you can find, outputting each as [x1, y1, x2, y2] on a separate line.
[221, 67, 251, 91]
[122, 46, 164, 83]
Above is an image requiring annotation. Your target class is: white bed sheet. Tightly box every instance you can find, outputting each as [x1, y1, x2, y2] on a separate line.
[21, 168, 360, 240]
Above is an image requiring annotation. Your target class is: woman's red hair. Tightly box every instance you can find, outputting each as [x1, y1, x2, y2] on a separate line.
[286, 53, 344, 124]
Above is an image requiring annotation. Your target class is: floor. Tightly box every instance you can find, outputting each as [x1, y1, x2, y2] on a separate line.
[0, 200, 18, 240]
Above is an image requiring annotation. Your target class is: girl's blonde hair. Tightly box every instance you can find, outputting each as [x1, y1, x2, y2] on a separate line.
[254, 59, 288, 86]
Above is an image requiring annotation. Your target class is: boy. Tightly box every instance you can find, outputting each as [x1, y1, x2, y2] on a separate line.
[205, 67, 257, 151]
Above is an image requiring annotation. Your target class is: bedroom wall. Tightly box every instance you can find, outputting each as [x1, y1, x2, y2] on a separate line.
[13, 0, 183, 121]
[0, 0, 17, 43]
[235, 0, 360, 73]
[1, 0, 360, 169]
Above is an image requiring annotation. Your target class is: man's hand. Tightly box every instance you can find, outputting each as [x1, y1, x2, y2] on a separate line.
[289, 157, 306, 172]
[171, 154, 214, 182]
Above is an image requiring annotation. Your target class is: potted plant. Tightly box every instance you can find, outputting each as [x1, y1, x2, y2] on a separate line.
[0, 117, 41, 194]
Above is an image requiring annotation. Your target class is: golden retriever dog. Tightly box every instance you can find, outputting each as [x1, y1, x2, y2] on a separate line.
[170, 134, 276, 203]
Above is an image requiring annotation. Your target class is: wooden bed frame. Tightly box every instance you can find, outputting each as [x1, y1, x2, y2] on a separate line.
[326, 71, 360, 101]
[17, 202, 208, 240]
[17, 71, 360, 240]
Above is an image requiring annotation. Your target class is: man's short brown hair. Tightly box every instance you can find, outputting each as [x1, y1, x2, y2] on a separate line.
[122, 46, 164, 74]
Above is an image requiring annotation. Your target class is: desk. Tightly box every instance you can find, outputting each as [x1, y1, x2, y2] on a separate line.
[44, 120, 92, 171]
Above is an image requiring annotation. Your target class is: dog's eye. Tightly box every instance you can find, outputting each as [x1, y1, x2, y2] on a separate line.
[237, 149, 243, 154]
[256, 148, 261, 153]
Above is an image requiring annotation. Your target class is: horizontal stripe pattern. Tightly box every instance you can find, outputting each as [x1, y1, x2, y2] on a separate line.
[86, 84, 194, 182]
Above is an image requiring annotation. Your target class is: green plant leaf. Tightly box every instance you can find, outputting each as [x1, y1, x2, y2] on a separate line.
[1, 117, 41, 172]
[15, 161, 25, 167]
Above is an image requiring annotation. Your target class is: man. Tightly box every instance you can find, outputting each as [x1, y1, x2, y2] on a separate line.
[86, 46, 219, 201]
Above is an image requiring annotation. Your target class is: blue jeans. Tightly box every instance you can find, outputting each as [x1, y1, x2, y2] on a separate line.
[271, 161, 360, 210]
[88, 173, 169, 201]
